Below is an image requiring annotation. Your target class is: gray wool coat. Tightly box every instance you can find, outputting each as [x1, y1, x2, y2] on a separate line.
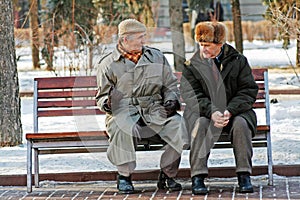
[95, 46, 187, 165]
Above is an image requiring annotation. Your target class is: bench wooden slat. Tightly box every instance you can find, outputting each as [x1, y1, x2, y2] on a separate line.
[257, 125, 270, 131]
[38, 148, 109, 154]
[35, 76, 97, 89]
[174, 71, 266, 87]
[251, 68, 265, 81]
[269, 89, 300, 95]
[214, 142, 267, 148]
[26, 131, 108, 139]
[257, 82, 265, 89]
[37, 109, 104, 117]
[37, 99, 97, 108]
[253, 102, 266, 108]
[32, 141, 109, 148]
[256, 91, 265, 99]
[38, 145, 166, 155]
[37, 90, 97, 98]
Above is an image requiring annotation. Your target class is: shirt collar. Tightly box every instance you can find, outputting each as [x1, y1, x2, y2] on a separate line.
[215, 45, 224, 64]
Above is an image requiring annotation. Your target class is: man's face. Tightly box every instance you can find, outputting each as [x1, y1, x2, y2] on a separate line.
[199, 42, 223, 58]
[123, 32, 146, 53]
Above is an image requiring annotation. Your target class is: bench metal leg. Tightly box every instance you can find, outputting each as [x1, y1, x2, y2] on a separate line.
[34, 149, 40, 188]
[27, 141, 32, 193]
[267, 133, 273, 185]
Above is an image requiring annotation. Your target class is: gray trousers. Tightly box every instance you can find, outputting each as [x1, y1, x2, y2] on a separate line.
[117, 124, 181, 178]
[190, 116, 253, 177]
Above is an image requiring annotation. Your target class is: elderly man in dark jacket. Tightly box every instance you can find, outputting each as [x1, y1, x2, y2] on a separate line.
[180, 21, 258, 195]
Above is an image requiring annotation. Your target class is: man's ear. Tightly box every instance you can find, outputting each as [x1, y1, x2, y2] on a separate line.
[123, 36, 130, 43]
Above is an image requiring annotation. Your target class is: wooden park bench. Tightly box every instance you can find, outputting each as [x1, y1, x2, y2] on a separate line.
[26, 68, 272, 192]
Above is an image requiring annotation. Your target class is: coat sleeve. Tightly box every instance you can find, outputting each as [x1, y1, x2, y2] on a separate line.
[95, 60, 114, 112]
[226, 57, 258, 116]
[161, 55, 181, 105]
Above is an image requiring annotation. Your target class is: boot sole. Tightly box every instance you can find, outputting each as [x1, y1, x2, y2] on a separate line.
[192, 190, 208, 195]
[118, 190, 134, 194]
[167, 186, 182, 192]
[239, 188, 254, 193]
[157, 183, 182, 192]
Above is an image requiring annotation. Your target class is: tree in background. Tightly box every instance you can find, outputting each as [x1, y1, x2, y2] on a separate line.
[0, 0, 23, 146]
[92, 0, 154, 27]
[263, 0, 300, 67]
[231, 0, 243, 54]
[187, 0, 213, 39]
[13, 0, 40, 69]
[187, 0, 211, 15]
[41, 0, 98, 71]
[29, 0, 40, 69]
[169, 0, 185, 71]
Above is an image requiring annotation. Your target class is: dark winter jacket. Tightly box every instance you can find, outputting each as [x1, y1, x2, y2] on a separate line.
[180, 43, 259, 135]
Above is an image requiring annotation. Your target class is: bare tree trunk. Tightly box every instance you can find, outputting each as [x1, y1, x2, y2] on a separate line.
[231, 0, 243, 54]
[29, 0, 40, 69]
[169, 0, 186, 72]
[296, 35, 299, 68]
[40, 0, 52, 70]
[0, 0, 23, 146]
[296, 0, 300, 68]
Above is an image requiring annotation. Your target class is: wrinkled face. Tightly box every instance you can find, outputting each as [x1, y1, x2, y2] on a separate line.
[199, 42, 223, 58]
[122, 32, 146, 53]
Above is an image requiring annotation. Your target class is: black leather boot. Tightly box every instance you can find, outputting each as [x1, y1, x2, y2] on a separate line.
[117, 174, 134, 194]
[192, 175, 208, 195]
[157, 171, 182, 191]
[237, 173, 254, 193]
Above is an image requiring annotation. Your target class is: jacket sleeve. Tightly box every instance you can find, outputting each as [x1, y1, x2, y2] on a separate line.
[226, 57, 258, 116]
[180, 64, 216, 118]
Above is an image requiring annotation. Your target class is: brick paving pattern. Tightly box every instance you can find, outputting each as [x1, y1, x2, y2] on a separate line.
[0, 177, 299, 199]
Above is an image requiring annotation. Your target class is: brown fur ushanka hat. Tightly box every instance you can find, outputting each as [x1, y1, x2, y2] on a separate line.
[194, 22, 227, 44]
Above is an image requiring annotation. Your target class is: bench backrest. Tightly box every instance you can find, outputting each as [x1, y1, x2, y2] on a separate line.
[252, 68, 270, 129]
[33, 76, 104, 132]
[33, 68, 269, 134]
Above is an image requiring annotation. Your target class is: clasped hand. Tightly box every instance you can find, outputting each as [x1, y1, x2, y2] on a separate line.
[211, 110, 232, 128]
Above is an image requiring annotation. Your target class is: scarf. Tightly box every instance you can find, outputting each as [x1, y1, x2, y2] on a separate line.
[118, 43, 142, 64]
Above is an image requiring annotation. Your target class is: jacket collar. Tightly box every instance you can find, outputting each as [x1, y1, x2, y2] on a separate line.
[189, 45, 235, 89]
[221, 43, 239, 65]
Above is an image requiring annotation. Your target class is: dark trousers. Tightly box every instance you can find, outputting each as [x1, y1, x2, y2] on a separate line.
[190, 116, 253, 177]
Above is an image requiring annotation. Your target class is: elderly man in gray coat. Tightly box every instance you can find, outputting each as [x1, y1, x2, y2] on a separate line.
[96, 19, 187, 194]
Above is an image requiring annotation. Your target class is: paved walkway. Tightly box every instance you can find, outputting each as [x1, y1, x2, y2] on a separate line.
[0, 176, 299, 199]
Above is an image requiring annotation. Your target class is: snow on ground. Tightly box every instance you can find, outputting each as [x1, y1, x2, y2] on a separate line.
[0, 40, 299, 175]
